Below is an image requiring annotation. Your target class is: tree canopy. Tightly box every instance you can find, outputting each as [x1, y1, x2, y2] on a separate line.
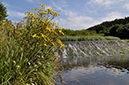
[0, 2, 7, 21]
[87, 17, 129, 39]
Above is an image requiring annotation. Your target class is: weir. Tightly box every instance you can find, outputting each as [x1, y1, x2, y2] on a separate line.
[59, 40, 129, 58]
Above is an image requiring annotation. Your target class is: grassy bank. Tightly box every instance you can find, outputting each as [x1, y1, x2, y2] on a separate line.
[59, 36, 121, 41]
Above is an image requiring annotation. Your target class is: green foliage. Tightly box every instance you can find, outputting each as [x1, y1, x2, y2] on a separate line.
[0, 4, 64, 85]
[0, 2, 7, 21]
[122, 39, 129, 42]
[87, 17, 129, 39]
[59, 36, 120, 41]
[56, 28, 101, 36]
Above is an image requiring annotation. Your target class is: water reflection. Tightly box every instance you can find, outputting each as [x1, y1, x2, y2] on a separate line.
[57, 54, 129, 85]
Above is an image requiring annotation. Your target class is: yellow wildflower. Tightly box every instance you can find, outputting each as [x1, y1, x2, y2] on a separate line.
[42, 20, 45, 23]
[44, 44, 47, 46]
[40, 33, 47, 41]
[52, 42, 55, 46]
[34, 17, 38, 19]
[46, 27, 51, 32]
[53, 11, 58, 16]
[38, 8, 41, 10]
[33, 8, 36, 10]
[37, 36, 40, 38]
[5, 13, 7, 16]
[32, 34, 37, 38]
[40, 33, 45, 37]
[52, 29, 58, 35]
[41, 4, 45, 7]
[32, 19, 35, 22]
[2, 22, 6, 25]
[47, 8, 53, 11]
[56, 39, 62, 45]
[63, 28, 66, 30]
[61, 44, 65, 48]
[30, 13, 34, 16]
[55, 25, 60, 28]
[59, 30, 64, 35]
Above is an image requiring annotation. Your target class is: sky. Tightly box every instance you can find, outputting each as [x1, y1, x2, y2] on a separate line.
[1, 0, 129, 30]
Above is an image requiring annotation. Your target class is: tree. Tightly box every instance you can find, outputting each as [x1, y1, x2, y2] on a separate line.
[0, 2, 7, 21]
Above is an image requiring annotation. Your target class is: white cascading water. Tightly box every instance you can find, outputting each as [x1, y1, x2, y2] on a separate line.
[59, 40, 129, 58]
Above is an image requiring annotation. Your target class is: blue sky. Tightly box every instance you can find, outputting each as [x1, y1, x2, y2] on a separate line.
[1, 0, 129, 30]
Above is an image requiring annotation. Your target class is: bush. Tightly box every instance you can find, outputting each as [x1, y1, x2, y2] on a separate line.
[0, 2, 7, 21]
[0, 4, 64, 85]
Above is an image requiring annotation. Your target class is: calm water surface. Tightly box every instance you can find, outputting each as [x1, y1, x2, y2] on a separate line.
[56, 54, 129, 85]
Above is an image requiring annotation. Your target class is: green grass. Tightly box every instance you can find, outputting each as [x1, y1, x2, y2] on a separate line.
[122, 39, 129, 42]
[59, 36, 120, 41]
[0, 29, 61, 85]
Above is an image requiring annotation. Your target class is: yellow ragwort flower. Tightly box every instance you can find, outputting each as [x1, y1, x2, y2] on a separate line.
[46, 8, 53, 11]
[46, 27, 51, 32]
[34, 17, 38, 19]
[30, 13, 34, 16]
[32, 34, 37, 38]
[63, 28, 66, 30]
[52, 42, 55, 46]
[52, 29, 58, 35]
[61, 44, 65, 48]
[41, 20, 45, 23]
[37, 36, 40, 38]
[40, 33, 45, 37]
[32, 19, 35, 22]
[33, 8, 36, 10]
[40, 33, 47, 41]
[56, 39, 62, 45]
[41, 4, 45, 7]
[44, 44, 47, 46]
[2, 22, 6, 25]
[55, 25, 60, 28]
[59, 30, 64, 35]
[5, 13, 7, 16]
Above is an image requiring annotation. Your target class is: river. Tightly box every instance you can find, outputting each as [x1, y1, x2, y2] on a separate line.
[56, 54, 129, 85]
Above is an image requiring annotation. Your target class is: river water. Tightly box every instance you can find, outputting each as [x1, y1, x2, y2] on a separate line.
[56, 54, 129, 85]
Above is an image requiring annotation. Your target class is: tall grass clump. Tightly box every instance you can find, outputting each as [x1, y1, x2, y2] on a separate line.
[0, 4, 65, 85]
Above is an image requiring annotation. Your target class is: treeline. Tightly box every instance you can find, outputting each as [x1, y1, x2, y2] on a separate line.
[87, 17, 129, 39]
[57, 17, 129, 39]
[56, 29, 101, 36]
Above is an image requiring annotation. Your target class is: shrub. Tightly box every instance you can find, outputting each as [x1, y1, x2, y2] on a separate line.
[0, 4, 64, 85]
[0, 2, 7, 21]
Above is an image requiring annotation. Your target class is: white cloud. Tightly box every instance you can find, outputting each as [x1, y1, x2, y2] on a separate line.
[101, 12, 123, 22]
[56, 15, 101, 30]
[2, 2, 11, 7]
[50, 0, 70, 16]
[50, 0, 99, 29]
[25, 0, 34, 3]
[57, 11, 124, 30]
[8, 10, 25, 18]
[88, 0, 121, 6]
[51, 0, 126, 30]
[50, 0, 68, 8]
[124, 3, 129, 10]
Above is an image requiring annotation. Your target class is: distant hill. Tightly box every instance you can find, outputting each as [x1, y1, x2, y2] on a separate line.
[87, 17, 129, 39]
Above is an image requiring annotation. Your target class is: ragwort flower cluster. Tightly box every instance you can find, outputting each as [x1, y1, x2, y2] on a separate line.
[24, 4, 65, 48]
